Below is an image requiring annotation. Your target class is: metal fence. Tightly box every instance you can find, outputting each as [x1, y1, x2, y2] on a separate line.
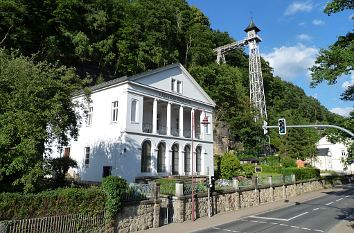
[0, 212, 105, 233]
[123, 182, 155, 201]
[215, 179, 234, 191]
[183, 181, 207, 195]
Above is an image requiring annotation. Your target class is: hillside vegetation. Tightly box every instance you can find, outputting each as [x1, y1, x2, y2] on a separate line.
[0, 0, 347, 190]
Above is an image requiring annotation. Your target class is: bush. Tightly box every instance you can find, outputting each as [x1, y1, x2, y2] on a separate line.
[47, 157, 77, 185]
[101, 176, 127, 219]
[282, 168, 320, 181]
[280, 156, 296, 167]
[0, 187, 105, 220]
[220, 152, 241, 180]
[240, 164, 255, 177]
[261, 165, 282, 174]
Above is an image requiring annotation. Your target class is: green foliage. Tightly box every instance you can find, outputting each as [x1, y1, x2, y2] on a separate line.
[101, 176, 127, 220]
[280, 156, 297, 168]
[0, 187, 105, 220]
[0, 49, 83, 192]
[220, 152, 241, 180]
[260, 165, 282, 174]
[47, 157, 78, 185]
[157, 178, 175, 195]
[310, 0, 353, 100]
[282, 168, 320, 181]
[240, 164, 255, 177]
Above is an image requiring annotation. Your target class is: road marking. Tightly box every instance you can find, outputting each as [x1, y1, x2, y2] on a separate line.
[212, 227, 240, 233]
[279, 223, 288, 226]
[301, 227, 311, 231]
[313, 208, 319, 211]
[250, 211, 308, 222]
[290, 225, 300, 228]
[313, 230, 324, 232]
[325, 201, 334, 205]
[345, 195, 350, 198]
[258, 221, 267, 224]
[287, 212, 309, 221]
[270, 222, 278, 225]
[249, 216, 288, 221]
[251, 220, 259, 223]
[336, 198, 343, 202]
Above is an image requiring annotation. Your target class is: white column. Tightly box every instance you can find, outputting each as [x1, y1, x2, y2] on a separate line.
[167, 102, 171, 136]
[152, 98, 157, 134]
[179, 105, 184, 137]
[191, 108, 195, 139]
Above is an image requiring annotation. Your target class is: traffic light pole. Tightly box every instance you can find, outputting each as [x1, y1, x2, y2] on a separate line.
[263, 124, 354, 138]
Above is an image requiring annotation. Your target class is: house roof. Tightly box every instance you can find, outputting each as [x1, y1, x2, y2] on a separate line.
[75, 63, 216, 106]
[244, 19, 261, 32]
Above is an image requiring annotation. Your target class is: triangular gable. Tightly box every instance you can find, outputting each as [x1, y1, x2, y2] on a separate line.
[129, 63, 216, 106]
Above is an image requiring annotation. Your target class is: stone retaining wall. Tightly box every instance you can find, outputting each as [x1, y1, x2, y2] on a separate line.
[169, 179, 324, 223]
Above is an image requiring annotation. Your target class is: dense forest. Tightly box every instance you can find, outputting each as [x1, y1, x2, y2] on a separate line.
[0, 0, 349, 190]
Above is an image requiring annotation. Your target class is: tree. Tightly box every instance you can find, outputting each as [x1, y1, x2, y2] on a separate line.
[310, 0, 353, 100]
[0, 49, 83, 192]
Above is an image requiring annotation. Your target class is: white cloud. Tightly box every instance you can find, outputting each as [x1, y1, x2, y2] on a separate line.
[341, 73, 354, 89]
[262, 43, 318, 81]
[285, 1, 313, 15]
[298, 22, 306, 26]
[330, 107, 353, 117]
[312, 19, 325, 25]
[297, 33, 312, 41]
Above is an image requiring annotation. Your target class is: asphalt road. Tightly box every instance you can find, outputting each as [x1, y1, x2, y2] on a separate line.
[195, 184, 354, 233]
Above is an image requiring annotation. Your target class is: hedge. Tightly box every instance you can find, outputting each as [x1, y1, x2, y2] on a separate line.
[282, 167, 320, 181]
[260, 165, 282, 174]
[0, 187, 105, 220]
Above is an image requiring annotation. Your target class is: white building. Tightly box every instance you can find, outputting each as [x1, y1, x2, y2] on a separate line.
[58, 63, 215, 182]
[312, 136, 354, 175]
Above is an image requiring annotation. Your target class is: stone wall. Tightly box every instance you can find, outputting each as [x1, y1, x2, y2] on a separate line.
[168, 179, 325, 224]
[116, 200, 160, 233]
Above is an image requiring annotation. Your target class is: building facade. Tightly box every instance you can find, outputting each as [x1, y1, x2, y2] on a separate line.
[58, 63, 215, 182]
[312, 136, 354, 174]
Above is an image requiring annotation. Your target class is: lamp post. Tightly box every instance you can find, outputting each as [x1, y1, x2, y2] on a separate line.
[191, 110, 210, 221]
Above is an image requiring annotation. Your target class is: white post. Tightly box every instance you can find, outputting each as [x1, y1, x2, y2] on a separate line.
[179, 105, 184, 137]
[152, 98, 157, 134]
[167, 102, 171, 136]
[191, 109, 195, 139]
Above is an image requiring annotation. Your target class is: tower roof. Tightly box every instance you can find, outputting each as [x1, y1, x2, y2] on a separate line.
[244, 19, 260, 32]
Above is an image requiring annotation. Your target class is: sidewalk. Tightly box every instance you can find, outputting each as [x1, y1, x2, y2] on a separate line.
[139, 186, 349, 233]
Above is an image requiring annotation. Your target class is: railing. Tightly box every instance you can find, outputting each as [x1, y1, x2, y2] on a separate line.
[284, 175, 294, 184]
[238, 177, 253, 189]
[123, 183, 155, 201]
[157, 125, 167, 135]
[142, 123, 152, 133]
[183, 181, 207, 195]
[272, 175, 284, 185]
[215, 179, 234, 192]
[171, 128, 179, 137]
[1, 212, 105, 233]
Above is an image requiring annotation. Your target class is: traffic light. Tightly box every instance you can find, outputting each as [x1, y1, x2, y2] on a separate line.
[278, 118, 286, 135]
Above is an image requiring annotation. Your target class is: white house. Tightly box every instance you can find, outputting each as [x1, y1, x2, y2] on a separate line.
[312, 136, 354, 175]
[56, 63, 216, 182]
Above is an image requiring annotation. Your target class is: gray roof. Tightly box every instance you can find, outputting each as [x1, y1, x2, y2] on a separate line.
[244, 19, 261, 32]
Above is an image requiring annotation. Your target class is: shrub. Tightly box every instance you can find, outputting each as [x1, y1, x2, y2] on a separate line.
[220, 152, 241, 180]
[261, 165, 282, 174]
[240, 164, 255, 177]
[0, 187, 105, 220]
[282, 168, 320, 181]
[280, 156, 296, 167]
[157, 178, 176, 195]
[47, 157, 77, 185]
[101, 176, 127, 220]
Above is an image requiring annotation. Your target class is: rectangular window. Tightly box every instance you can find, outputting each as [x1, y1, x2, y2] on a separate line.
[171, 79, 176, 91]
[204, 116, 210, 134]
[84, 147, 90, 167]
[87, 107, 93, 126]
[131, 99, 138, 122]
[63, 147, 71, 158]
[342, 150, 346, 156]
[177, 81, 182, 93]
[112, 101, 119, 122]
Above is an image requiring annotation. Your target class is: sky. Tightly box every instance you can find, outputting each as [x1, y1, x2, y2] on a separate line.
[187, 0, 353, 117]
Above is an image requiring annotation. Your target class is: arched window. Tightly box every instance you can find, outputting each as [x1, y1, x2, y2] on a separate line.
[157, 142, 166, 173]
[196, 146, 202, 173]
[184, 145, 191, 173]
[172, 144, 179, 175]
[141, 140, 151, 173]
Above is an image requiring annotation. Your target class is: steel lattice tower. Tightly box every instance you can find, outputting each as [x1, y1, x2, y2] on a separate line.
[213, 20, 267, 120]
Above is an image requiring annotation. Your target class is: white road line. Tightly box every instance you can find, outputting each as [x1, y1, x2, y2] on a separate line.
[345, 195, 350, 198]
[287, 212, 309, 221]
[325, 201, 334, 205]
[258, 221, 267, 224]
[313, 208, 319, 211]
[251, 220, 259, 223]
[290, 225, 300, 228]
[301, 227, 311, 231]
[279, 223, 288, 226]
[336, 198, 343, 202]
[270, 222, 278, 225]
[249, 216, 288, 221]
[314, 229, 324, 232]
